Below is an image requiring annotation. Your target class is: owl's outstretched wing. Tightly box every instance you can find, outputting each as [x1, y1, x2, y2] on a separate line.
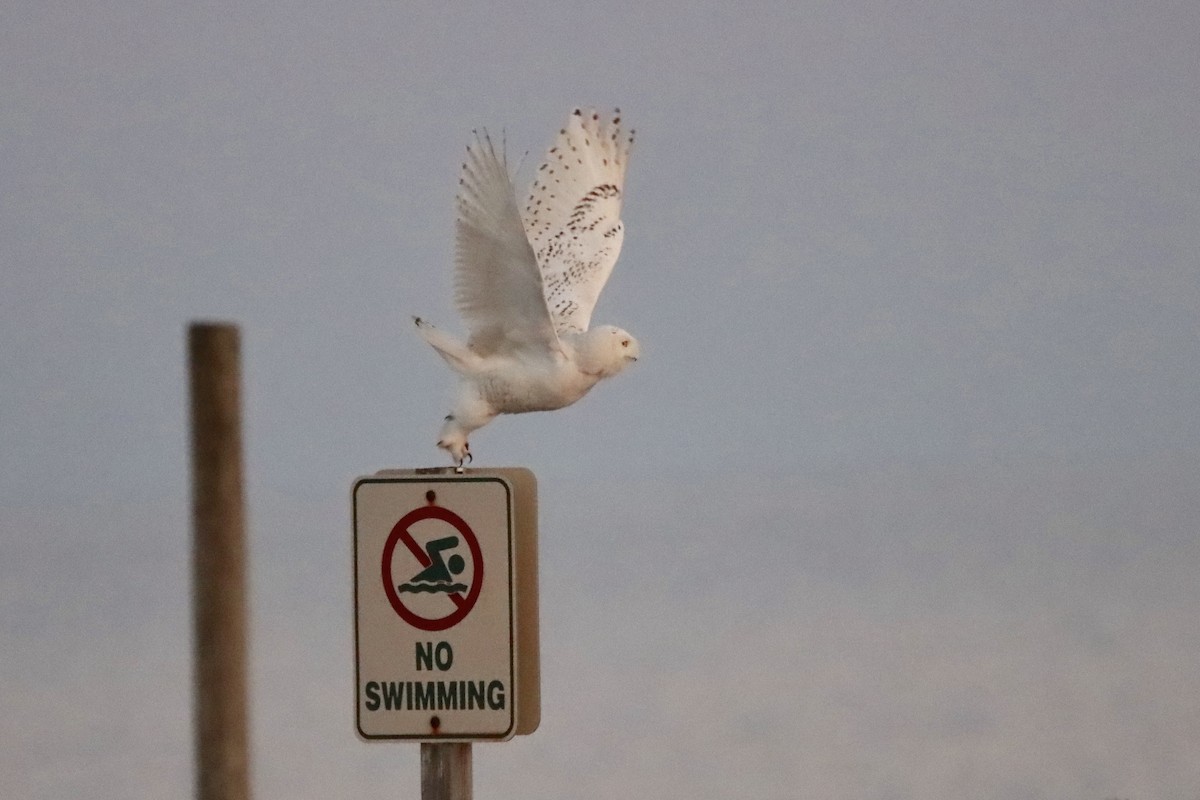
[521, 108, 633, 334]
[454, 131, 561, 357]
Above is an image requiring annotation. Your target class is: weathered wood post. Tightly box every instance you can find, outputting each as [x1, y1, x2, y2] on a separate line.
[189, 322, 251, 800]
[421, 743, 473, 800]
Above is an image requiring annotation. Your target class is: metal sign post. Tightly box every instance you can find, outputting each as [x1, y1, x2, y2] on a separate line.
[352, 468, 540, 798]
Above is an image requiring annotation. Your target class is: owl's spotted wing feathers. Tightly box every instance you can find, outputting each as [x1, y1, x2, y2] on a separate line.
[454, 132, 560, 356]
[521, 108, 634, 334]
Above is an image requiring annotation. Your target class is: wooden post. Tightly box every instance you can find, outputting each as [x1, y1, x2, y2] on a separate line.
[421, 743, 472, 800]
[189, 322, 251, 800]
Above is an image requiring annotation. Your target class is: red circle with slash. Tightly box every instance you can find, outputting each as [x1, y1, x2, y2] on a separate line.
[381, 504, 484, 631]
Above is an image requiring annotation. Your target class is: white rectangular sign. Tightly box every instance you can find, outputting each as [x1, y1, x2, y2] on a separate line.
[352, 468, 539, 741]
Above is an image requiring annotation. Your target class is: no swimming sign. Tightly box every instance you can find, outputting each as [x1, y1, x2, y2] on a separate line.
[352, 468, 540, 741]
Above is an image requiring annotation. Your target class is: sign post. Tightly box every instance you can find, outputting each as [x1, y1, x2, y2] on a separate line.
[421, 742, 472, 800]
[189, 322, 251, 800]
[353, 468, 539, 797]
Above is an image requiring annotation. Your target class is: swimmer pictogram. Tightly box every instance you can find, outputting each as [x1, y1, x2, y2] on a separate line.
[397, 536, 468, 593]
[381, 500, 484, 632]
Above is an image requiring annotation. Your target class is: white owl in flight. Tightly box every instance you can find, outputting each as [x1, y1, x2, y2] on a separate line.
[415, 108, 640, 465]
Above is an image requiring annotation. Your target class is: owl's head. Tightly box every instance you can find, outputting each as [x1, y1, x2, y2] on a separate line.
[576, 324, 640, 378]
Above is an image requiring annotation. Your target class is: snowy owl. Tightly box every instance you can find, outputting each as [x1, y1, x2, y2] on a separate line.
[415, 108, 640, 466]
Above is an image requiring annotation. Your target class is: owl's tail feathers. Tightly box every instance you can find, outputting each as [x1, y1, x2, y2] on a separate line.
[413, 317, 480, 375]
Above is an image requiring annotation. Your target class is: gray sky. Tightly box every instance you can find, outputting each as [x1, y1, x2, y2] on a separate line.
[3, 2, 1199, 798]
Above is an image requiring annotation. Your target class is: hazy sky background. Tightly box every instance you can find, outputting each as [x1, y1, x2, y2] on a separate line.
[3, 2, 1198, 799]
